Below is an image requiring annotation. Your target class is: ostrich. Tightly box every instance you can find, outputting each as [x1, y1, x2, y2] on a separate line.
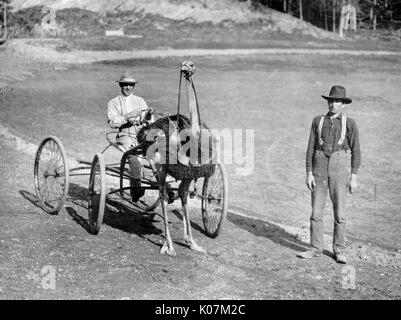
[137, 61, 217, 256]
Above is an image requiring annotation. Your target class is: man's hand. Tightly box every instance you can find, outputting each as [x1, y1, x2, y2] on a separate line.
[125, 110, 141, 119]
[347, 174, 358, 194]
[125, 111, 141, 125]
[127, 117, 139, 125]
[306, 171, 316, 192]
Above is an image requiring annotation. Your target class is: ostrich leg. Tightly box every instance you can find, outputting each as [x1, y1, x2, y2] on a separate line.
[159, 166, 176, 256]
[179, 179, 206, 253]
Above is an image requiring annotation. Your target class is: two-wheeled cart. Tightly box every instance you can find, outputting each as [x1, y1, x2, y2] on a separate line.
[33, 124, 228, 237]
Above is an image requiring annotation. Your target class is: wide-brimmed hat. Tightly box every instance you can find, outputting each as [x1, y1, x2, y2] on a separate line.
[322, 85, 352, 104]
[116, 70, 138, 84]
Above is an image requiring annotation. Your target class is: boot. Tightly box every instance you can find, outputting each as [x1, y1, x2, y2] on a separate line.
[130, 178, 145, 202]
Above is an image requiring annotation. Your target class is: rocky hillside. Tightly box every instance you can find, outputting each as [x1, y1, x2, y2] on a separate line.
[10, 0, 339, 39]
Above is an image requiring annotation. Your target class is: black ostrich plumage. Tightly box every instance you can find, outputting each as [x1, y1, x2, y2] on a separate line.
[137, 114, 216, 180]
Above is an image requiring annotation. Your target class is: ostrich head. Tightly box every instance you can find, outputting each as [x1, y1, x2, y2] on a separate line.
[181, 61, 196, 79]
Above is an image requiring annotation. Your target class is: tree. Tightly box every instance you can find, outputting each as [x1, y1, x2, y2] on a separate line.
[244, 0, 401, 32]
[324, 0, 329, 30]
[373, 0, 377, 30]
[1, 0, 10, 29]
[299, 0, 303, 20]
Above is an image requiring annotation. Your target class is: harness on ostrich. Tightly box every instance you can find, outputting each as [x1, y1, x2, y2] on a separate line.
[137, 61, 217, 180]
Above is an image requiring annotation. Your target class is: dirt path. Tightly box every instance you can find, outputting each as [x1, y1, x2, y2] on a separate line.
[0, 124, 400, 300]
[4, 39, 401, 65]
[1, 42, 401, 299]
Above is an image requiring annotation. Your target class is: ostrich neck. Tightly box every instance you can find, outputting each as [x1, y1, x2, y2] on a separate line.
[185, 77, 200, 136]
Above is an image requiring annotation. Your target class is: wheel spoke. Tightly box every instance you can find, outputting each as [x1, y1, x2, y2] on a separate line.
[46, 180, 57, 199]
[39, 160, 48, 173]
[38, 177, 46, 196]
[55, 162, 64, 173]
[45, 142, 53, 165]
[43, 181, 51, 202]
[48, 141, 60, 170]
[46, 179, 57, 197]
[41, 148, 53, 170]
[49, 179, 62, 198]
[209, 171, 222, 194]
[49, 145, 58, 170]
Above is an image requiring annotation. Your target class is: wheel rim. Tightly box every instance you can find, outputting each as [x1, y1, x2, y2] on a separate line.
[202, 162, 228, 237]
[34, 136, 69, 214]
[88, 154, 105, 234]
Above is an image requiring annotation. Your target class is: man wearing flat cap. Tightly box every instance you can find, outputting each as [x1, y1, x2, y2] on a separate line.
[298, 85, 361, 264]
[107, 70, 152, 202]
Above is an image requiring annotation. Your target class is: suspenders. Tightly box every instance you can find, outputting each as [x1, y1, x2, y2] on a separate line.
[317, 116, 325, 145]
[338, 115, 347, 146]
[317, 115, 347, 147]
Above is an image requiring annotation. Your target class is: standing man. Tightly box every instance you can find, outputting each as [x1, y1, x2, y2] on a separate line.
[299, 85, 361, 264]
[107, 70, 151, 202]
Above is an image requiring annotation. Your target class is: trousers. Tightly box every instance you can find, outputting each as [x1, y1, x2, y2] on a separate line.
[117, 135, 142, 187]
[310, 149, 349, 253]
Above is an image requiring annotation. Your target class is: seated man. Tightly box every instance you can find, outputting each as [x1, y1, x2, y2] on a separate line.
[107, 70, 152, 202]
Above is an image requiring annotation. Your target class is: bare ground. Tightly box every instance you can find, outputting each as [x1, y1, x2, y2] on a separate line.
[1, 40, 401, 300]
[3, 38, 401, 66]
[0, 131, 400, 300]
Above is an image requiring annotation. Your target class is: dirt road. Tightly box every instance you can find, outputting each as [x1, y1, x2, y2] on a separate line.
[4, 38, 401, 65]
[1, 42, 401, 300]
[0, 123, 400, 300]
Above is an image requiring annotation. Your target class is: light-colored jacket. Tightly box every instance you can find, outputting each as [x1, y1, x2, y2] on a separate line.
[107, 94, 149, 139]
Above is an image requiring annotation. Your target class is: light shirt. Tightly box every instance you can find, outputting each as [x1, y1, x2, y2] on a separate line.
[107, 93, 149, 137]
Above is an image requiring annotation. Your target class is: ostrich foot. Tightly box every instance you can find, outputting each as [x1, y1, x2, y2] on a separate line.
[185, 239, 206, 253]
[160, 242, 176, 257]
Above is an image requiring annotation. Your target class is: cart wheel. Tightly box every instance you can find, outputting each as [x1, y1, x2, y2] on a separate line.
[201, 161, 228, 238]
[88, 153, 106, 235]
[34, 136, 69, 214]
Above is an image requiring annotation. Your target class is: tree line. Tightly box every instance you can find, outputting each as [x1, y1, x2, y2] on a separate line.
[2, 0, 401, 33]
[244, 0, 401, 31]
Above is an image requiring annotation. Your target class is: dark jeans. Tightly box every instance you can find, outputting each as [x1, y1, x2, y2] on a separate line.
[310, 150, 349, 254]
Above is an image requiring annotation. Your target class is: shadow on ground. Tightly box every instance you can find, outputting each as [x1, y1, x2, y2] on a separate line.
[19, 189, 43, 210]
[20, 185, 333, 258]
[20, 183, 163, 242]
[68, 183, 162, 240]
[227, 211, 334, 258]
[171, 209, 207, 237]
